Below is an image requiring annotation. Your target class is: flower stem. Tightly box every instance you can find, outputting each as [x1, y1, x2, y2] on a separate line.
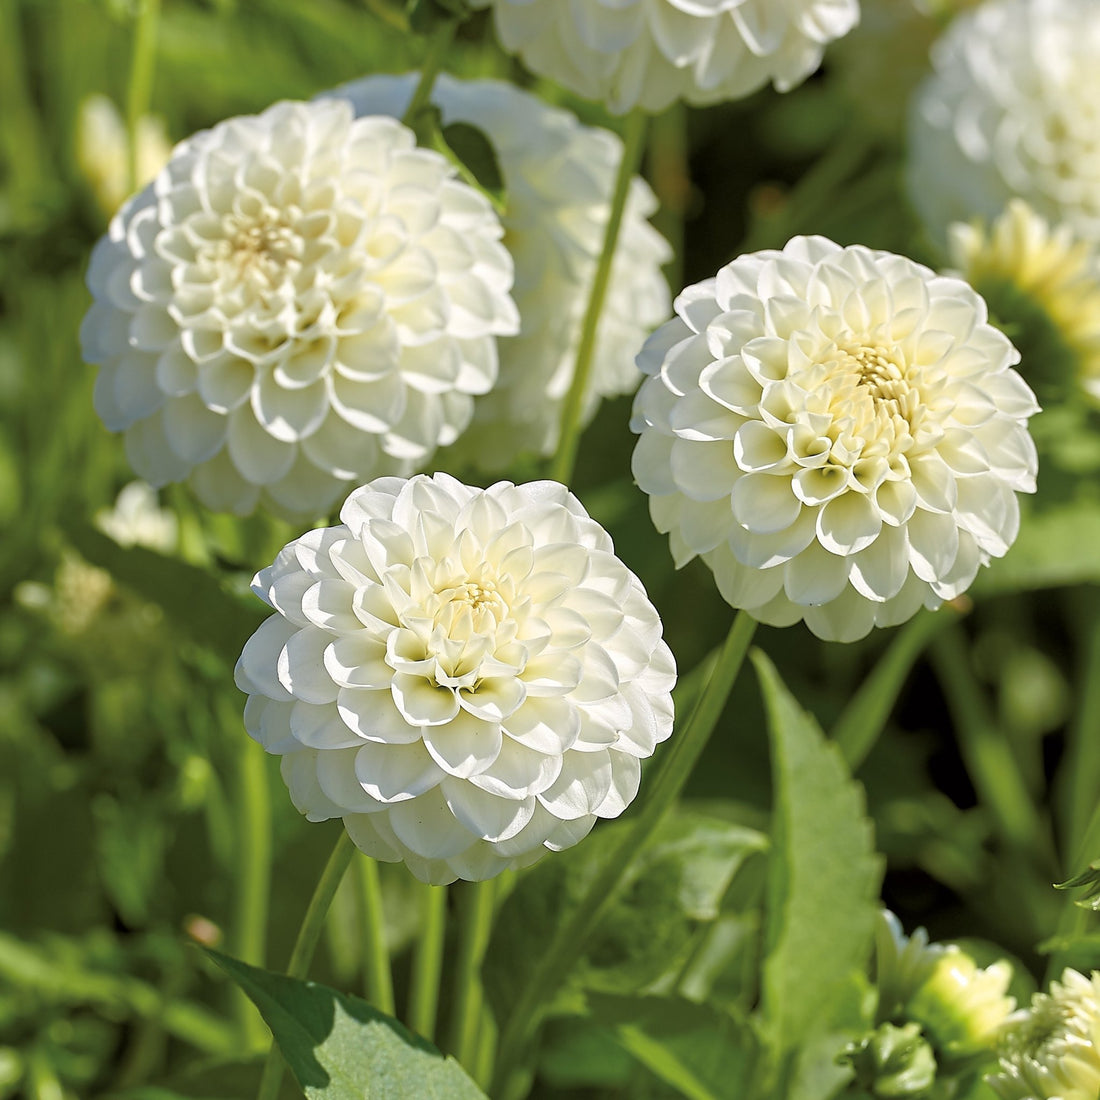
[255, 830, 356, 1100]
[491, 610, 757, 1098]
[929, 626, 1051, 861]
[549, 108, 648, 486]
[832, 606, 959, 770]
[408, 884, 447, 1041]
[233, 733, 272, 1049]
[447, 879, 496, 1069]
[401, 16, 459, 129]
[1060, 600, 1100, 855]
[356, 854, 395, 1015]
[126, 0, 161, 195]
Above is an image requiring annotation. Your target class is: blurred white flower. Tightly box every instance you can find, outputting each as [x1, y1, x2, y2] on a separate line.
[95, 481, 178, 552]
[468, 0, 861, 114]
[989, 969, 1100, 1100]
[949, 199, 1100, 405]
[330, 74, 670, 470]
[76, 95, 172, 218]
[81, 100, 518, 519]
[631, 236, 1038, 643]
[909, 0, 1100, 248]
[235, 473, 676, 885]
[875, 910, 1015, 1060]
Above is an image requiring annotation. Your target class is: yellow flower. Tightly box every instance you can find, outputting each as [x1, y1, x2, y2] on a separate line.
[949, 199, 1100, 407]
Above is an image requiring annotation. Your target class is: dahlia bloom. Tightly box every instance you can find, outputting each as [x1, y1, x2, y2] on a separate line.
[468, 0, 861, 114]
[81, 100, 518, 518]
[631, 236, 1039, 642]
[330, 74, 670, 470]
[989, 970, 1100, 1100]
[235, 474, 676, 885]
[949, 199, 1100, 406]
[908, 0, 1100, 248]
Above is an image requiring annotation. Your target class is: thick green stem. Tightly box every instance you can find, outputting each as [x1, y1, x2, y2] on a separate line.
[491, 611, 757, 1098]
[929, 626, 1050, 861]
[832, 607, 959, 770]
[447, 879, 496, 1069]
[233, 732, 272, 1049]
[549, 108, 648, 485]
[401, 17, 459, 129]
[1049, 798, 1100, 979]
[408, 884, 447, 1041]
[126, 0, 161, 195]
[256, 830, 356, 1100]
[356, 854, 395, 1015]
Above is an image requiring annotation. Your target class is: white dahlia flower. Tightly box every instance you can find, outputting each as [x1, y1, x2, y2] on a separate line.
[330, 74, 670, 470]
[909, 0, 1100, 248]
[989, 970, 1100, 1100]
[631, 236, 1039, 643]
[234, 473, 676, 885]
[468, 0, 861, 114]
[80, 100, 518, 518]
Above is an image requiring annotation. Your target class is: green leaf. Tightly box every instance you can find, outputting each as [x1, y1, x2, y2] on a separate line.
[61, 520, 265, 666]
[753, 651, 882, 1059]
[439, 123, 506, 208]
[405, 0, 468, 35]
[208, 950, 487, 1099]
[410, 107, 507, 213]
[973, 500, 1100, 595]
[483, 809, 767, 1020]
[591, 994, 757, 1100]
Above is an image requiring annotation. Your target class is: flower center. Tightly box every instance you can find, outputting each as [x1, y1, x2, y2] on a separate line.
[432, 579, 508, 641]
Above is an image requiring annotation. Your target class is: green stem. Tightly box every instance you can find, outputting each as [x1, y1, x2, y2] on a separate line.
[126, 0, 161, 195]
[233, 733, 272, 1049]
[1060, 603, 1100, 856]
[549, 108, 648, 485]
[408, 884, 447, 1041]
[832, 607, 959, 770]
[400, 17, 459, 129]
[356, 854, 395, 1015]
[929, 626, 1050, 861]
[491, 611, 757, 1099]
[646, 102, 689, 293]
[256, 830, 356, 1100]
[447, 879, 496, 1069]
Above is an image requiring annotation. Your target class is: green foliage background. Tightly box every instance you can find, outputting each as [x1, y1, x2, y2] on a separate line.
[2, 1, 1099, 1097]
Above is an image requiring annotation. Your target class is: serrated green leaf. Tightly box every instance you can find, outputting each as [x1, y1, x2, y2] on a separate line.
[208, 950, 487, 1099]
[483, 809, 767, 1020]
[753, 650, 882, 1058]
[61, 520, 265, 665]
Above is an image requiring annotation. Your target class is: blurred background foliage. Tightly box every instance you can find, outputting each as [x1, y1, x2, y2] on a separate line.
[2, 0, 1098, 1096]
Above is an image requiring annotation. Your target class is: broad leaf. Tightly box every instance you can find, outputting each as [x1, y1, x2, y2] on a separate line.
[210, 951, 487, 1099]
[974, 501, 1100, 594]
[62, 520, 265, 665]
[754, 651, 882, 1060]
[484, 808, 767, 1020]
